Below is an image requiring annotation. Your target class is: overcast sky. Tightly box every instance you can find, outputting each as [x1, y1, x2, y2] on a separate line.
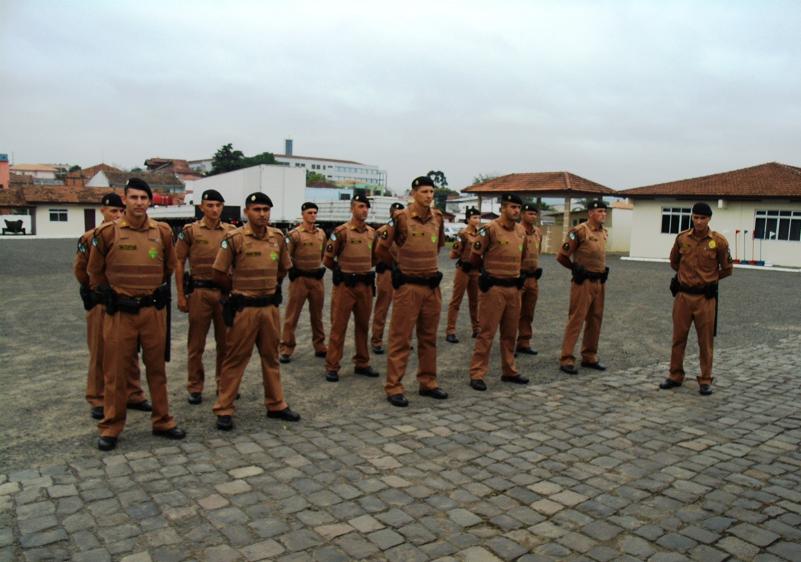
[2, 0, 800, 191]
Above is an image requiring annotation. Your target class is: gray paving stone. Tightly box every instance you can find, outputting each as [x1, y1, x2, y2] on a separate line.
[728, 522, 781, 547]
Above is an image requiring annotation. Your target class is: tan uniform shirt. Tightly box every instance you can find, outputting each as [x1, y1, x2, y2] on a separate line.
[287, 224, 326, 271]
[74, 228, 95, 287]
[377, 203, 444, 276]
[559, 221, 607, 273]
[213, 224, 291, 297]
[670, 228, 733, 287]
[325, 221, 375, 273]
[521, 224, 543, 272]
[176, 219, 235, 280]
[450, 225, 478, 261]
[87, 216, 175, 297]
[471, 218, 527, 278]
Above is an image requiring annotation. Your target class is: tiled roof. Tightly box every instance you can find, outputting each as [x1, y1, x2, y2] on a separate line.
[619, 162, 801, 198]
[103, 171, 184, 187]
[462, 172, 616, 196]
[0, 185, 185, 207]
[10, 163, 60, 172]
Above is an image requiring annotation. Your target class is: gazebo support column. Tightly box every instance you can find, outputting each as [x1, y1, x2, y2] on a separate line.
[563, 196, 572, 238]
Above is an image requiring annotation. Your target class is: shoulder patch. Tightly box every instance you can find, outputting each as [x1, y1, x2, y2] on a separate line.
[177, 231, 185, 240]
[326, 243, 334, 252]
[388, 218, 394, 227]
[562, 242, 570, 251]
[478, 227, 487, 237]
[77, 239, 88, 254]
[330, 232, 337, 241]
[568, 231, 577, 241]
[221, 239, 229, 249]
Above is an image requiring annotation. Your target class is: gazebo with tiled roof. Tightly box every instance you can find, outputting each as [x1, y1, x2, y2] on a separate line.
[461, 171, 619, 236]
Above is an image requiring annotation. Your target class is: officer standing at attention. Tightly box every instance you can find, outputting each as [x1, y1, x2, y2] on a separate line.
[377, 176, 448, 407]
[659, 202, 732, 396]
[516, 204, 543, 355]
[175, 189, 235, 405]
[323, 194, 379, 382]
[279, 202, 327, 363]
[556, 199, 609, 375]
[211, 192, 300, 430]
[445, 207, 481, 343]
[88, 178, 185, 451]
[370, 202, 405, 354]
[467, 194, 529, 391]
[74, 192, 148, 420]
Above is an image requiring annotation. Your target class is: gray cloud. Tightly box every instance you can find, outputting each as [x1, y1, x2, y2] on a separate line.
[1, 0, 800, 191]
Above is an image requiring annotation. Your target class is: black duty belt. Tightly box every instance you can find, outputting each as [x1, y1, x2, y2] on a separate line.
[240, 293, 282, 307]
[79, 285, 103, 311]
[289, 267, 326, 281]
[572, 266, 609, 284]
[191, 279, 219, 290]
[375, 262, 389, 274]
[392, 269, 443, 289]
[103, 284, 170, 315]
[478, 271, 524, 292]
[670, 276, 718, 299]
[333, 269, 375, 287]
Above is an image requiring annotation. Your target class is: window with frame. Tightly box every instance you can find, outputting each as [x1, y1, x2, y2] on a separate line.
[753, 210, 801, 241]
[49, 208, 68, 222]
[660, 207, 692, 234]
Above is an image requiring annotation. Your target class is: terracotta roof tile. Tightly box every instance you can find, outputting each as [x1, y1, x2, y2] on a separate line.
[462, 172, 616, 196]
[619, 162, 801, 199]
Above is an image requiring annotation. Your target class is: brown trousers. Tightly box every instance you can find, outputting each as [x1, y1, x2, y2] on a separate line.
[446, 268, 479, 336]
[669, 293, 716, 385]
[280, 277, 326, 357]
[384, 284, 441, 396]
[325, 283, 373, 373]
[370, 271, 394, 348]
[186, 288, 226, 394]
[213, 305, 287, 416]
[469, 285, 520, 380]
[560, 280, 605, 366]
[516, 277, 539, 349]
[85, 305, 145, 408]
[99, 307, 175, 438]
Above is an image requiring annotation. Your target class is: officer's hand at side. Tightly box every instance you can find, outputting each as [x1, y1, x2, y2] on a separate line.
[177, 295, 189, 313]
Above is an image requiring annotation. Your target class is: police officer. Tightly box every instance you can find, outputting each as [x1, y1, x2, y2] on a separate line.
[323, 194, 379, 382]
[279, 202, 327, 363]
[659, 202, 732, 396]
[175, 189, 236, 405]
[516, 204, 543, 355]
[445, 207, 481, 343]
[467, 194, 529, 391]
[211, 192, 300, 430]
[370, 202, 405, 354]
[377, 176, 448, 407]
[74, 192, 148, 420]
[88, 178, 185, 450]
[557, 199, 609, 374]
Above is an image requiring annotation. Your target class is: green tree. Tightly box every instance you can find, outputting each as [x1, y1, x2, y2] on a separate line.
[68, 165, 82, 172]
[305, 171, 328, 185]
[209, 143, 245, 175]
[427, 170, 448, 188]
[241, 151, 278, 168]
[472, 173, 498, 184]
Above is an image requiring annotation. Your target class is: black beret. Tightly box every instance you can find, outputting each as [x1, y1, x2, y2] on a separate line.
[101, 192, 124, 208]
[411, 176, 435, 189]
[351, 194, 371, 208]
[501, 193, 523, 205]
[692, 202, 713, 217]
[125, 177, 152, 199]
[587, 200, 608, 210]
[301, 202, 318, 211]
[465, 207, 480, 218]
[201, 189, 224, 203]
[245, 192, 273, 207]
[390, 202, 405, 212]
[522, 203, 539, 213]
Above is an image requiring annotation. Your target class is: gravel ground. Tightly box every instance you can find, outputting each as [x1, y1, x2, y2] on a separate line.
[1, 238, 798, 472]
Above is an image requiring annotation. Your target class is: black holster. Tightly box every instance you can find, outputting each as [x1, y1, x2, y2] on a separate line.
[571, 265, 588, 285]
[375, 262, 389, 274]
[183, 271, 192, 296]
[221, 289, 282, 327]
[79, 285, 101, 311]
[522, 268, 543, 281]
[456, 259, 473, 273]
[670, 275, 680, 297]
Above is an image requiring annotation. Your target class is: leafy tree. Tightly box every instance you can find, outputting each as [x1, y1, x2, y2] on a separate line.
[209, 143, 245, 175]
[68, 165, 82, 172]
[305, 171, 331, 186]
[241, 151, 278, 167]
[130, 167, 143, 173]
[427, 170, 448, 188]
[472, 173, 498, 184]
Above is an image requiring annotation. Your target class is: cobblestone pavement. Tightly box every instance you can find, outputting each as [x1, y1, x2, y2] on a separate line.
[2, 335, 800, 562]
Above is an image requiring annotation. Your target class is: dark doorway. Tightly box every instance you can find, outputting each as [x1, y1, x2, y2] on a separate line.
[84, 208, 96, 231]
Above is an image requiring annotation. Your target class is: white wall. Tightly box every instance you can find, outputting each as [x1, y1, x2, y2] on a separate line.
[185, 165, 305, 223]
[1, 214, 33, 233]
[607, 208, 632, 253]
[34, 204, 98, 238]
[629, 199, 801, 267]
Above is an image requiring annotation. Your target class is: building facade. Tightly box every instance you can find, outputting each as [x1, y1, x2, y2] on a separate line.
[621, 163, 801, 268]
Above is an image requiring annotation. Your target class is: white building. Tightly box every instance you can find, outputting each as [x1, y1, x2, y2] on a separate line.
[621, 162, 801, 268]
[9, 163, 61, 180]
